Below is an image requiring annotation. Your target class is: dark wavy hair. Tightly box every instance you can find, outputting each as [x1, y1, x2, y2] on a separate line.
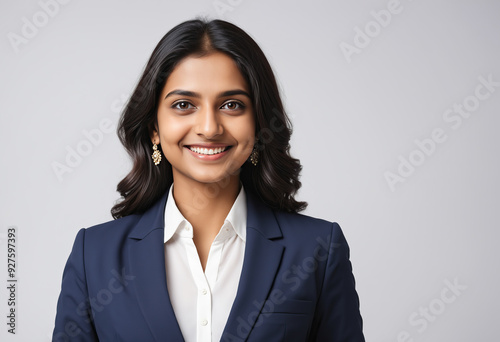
[111, 18, 307, 219]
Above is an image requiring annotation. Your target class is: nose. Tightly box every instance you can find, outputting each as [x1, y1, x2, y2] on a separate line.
[195, 106, 223, 139]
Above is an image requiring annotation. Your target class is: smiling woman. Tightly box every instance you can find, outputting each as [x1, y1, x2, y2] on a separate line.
[53, 18, 365, 342]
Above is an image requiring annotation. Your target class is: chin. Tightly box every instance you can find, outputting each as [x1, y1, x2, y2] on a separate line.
[192, 170, 240, 185]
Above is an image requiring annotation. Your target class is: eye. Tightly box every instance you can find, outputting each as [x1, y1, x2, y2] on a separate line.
[220, 101, 245, 111]
[172, 101, 195, 111]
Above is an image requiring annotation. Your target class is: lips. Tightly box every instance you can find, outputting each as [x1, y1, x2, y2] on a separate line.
[185, 145, 233, 157]
[188, 146, 228, 155]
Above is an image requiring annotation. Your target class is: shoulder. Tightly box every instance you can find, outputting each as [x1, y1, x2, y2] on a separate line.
[270, 209, 348, 255]
[247, 189, 342, 238]
[84, 214, 141, 241]
[70, 213, 145, 259]
[275, 210, 334, 229]
[81, 190, 168, 243]
[274, 209, 343, 238]
[63, 213, 148, 279]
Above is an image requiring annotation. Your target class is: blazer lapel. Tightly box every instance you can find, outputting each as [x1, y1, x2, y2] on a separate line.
[127, 192, 184, 342]
[221, 191, 285, 342]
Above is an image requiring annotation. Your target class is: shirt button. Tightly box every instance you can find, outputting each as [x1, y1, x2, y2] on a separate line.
[201, 289, 207, 295]
[201, 319, 208, 326]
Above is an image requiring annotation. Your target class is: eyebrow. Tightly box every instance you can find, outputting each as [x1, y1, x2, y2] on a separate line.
[164, 89, 251, 100]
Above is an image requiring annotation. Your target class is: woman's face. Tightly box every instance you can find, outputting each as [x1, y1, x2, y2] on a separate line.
[153, 52, 255, 186]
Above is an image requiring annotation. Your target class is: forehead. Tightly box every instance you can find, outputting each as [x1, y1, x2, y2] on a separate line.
[162, 52, 249, 95]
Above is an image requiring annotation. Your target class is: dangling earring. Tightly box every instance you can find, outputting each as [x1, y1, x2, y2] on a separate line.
[152, 143, 162, 165]
[250, 147, 259, 166]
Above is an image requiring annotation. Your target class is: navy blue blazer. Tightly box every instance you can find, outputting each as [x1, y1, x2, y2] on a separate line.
[53, 190, 364, 341]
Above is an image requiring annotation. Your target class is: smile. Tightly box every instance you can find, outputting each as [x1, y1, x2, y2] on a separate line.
[188, 146, 229, 155]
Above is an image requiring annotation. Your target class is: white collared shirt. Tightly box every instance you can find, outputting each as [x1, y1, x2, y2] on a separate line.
[163, 184, 247, 342]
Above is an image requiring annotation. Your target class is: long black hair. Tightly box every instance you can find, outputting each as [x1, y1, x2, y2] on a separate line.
[111, 18, 306, 219]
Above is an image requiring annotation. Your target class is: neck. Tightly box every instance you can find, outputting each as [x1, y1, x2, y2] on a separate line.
[172, 175, 241, 233]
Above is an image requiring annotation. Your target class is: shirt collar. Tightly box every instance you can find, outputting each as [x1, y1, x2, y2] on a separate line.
[164, 184, 247, 243]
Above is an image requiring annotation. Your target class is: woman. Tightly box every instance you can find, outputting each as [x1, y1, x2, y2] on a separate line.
[53, 18, 365, 341]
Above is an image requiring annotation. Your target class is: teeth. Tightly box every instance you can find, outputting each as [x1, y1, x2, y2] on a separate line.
[189, 146, 227, 155]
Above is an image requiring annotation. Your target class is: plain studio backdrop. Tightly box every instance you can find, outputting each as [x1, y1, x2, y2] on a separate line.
[1, 0, 499, 341]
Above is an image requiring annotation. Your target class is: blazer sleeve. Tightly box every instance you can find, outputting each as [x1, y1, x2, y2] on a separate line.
[308, 222, 365, 342]
[53, 228, 99, 341]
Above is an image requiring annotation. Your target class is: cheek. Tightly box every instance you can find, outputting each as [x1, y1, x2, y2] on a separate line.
[235, 117, 256, 146]
[158, 116, 189, 145]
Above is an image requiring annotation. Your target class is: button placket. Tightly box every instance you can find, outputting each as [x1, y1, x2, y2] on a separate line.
[197, 279, 211, 341]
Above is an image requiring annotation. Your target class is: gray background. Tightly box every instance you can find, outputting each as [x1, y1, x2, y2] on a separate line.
[1, 0, 499, 341]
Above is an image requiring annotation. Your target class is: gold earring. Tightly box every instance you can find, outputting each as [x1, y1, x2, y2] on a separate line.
[250, 148, 259, 166]
[152, 143, 162, 165]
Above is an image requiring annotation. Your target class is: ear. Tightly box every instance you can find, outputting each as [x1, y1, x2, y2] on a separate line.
[149, 123, 160, 145]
